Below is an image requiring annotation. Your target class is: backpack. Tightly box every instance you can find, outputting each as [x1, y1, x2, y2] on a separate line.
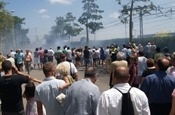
[115, 87, 134, 115]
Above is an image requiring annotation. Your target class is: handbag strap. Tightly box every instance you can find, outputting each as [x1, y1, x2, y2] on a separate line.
[69, 62, 72, 75]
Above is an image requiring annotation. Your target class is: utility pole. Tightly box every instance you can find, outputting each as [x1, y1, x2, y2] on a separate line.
[139, 8, 143, 39]
[129, 0, 134, 43]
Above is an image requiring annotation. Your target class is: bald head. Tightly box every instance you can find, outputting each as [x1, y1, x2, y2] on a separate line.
[157, 57, 170, 71]
[114, 66, 130, 82]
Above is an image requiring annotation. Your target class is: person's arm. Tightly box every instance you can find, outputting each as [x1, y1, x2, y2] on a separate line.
[36, 101, 43, 115]
[130, 66, 137, 85]
[71, 63, 78, 81]
[142, 93, 151, 115]
[59, 76, 71, 90]
[140, 77, 150, 97]
[72, 73, 78, 81]
[13, 66, 42, 83]
[96, 94, 109, 115]
[170, 89, 175, 115]
[92, 88, 101, 115]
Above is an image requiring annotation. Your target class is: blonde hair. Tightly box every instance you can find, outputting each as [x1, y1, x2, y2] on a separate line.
[56, 62, 69, 76]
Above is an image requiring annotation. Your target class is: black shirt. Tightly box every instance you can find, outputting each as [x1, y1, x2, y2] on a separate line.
[142, 68, 157, 78]
[84, 50, 90, 59]
[0, 74, 29, 112]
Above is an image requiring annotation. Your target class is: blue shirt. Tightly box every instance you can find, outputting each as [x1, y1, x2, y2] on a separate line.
[34, 76, 66, 115]
[140, 71, 175, 104]
[63, 79, 100, 115]
[16, 52, 24, 64]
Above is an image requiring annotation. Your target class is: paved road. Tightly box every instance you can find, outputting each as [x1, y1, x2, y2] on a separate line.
[0, 66, 110, 114]
[30, 66, 110, 92]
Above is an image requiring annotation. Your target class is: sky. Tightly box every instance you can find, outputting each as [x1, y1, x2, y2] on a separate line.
[2, 0, 175, 44]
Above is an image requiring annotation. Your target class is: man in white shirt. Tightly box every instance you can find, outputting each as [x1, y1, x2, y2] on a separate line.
[137, 51, 147, 87]
[97, 66, 150, 115]
[48, 48, 55, 62]
[10, 49, 16, 58]
[66, 47, 72, 62]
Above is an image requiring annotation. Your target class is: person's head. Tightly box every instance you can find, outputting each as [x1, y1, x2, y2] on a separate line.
[156, 57, 170, 71]
[113, 66, 130, 84]
[35, 48, 38, 51]
[84, 67, 98, 83]
[43, 62, 56, 77]
[146, 58, 155, 68]
[138, 51, 144, 56]
[39, 47, 42, 50]
[85, 46, 88, 50]
[117, 52, 126, 60]
[26, 50, 29, 54]
[57, 46, 60, 50]
[171, 52, 175, 66]
[44, 49, 48, 54]
[156, 47, 161, 53]
[24, 82, 35, 99]
[7, 54, 11, 58]
[2, 60, 12, 73]
[56, 63, 69, 76]
[60, 53, 67, 61]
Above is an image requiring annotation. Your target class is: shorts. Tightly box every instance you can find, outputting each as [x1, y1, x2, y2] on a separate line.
[40, 58, 44, 64]
[34, 57, 39, 64]
[84, 58, 90, 64]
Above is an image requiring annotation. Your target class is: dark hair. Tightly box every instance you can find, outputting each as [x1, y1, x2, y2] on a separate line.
[146, 58, 155, 67]
[156, 47, 161, 52]
[57, 46, 60, 50]
[157, 58, 170, 71]
[44, 49, 48, 54]
[2, 60, 12, 73]
[35, 48, 38, 51]
[138, 51, 144, 56]
[84, 67, 97, 78]
[24, 82, 35, 98]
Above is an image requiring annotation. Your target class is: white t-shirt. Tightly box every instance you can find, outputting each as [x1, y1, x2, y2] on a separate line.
[137, 56, 147, 76]
[48, 49, 55, 56]
[66, 50, 72, 60]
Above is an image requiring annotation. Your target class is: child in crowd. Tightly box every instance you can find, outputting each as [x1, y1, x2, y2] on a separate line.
[23, 82, 46, 115]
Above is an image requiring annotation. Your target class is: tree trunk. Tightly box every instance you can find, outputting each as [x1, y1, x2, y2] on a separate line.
[86, 25, 89, 46]
[129, 0, 134, 43]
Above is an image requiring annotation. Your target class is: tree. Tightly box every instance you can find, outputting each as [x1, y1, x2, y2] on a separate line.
[45, 13, 82, 44]
[13, 16, 30, 49]
[78, 0, 104, 46]
[64, 12, 83, 41]
[54, 13, 82, 41]
[116, 0, 156, 42]
[0, 1, 14, 52]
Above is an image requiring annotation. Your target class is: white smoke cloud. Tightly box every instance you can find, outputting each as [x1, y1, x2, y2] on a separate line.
[42, 15, 50, 19]
[38, 9, 48, 14]
[49, 0, 74, 4]
[109, 12, 119, 19]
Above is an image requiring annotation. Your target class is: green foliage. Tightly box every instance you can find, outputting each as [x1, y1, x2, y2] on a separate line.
[0, 1, 29, 51]
[45, 12, 83, 44]
[117, 0, 156, 23]
[78, 0, 104, 34]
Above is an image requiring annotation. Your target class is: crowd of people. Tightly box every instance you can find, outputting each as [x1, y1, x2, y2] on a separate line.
[0, 42, 175, 115]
